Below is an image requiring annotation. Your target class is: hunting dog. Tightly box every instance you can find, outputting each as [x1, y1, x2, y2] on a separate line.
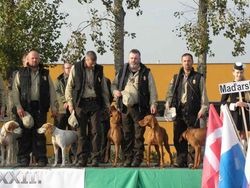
[180, 127, 207, 169]
[138, 115, 173, 167]
[37, 123, 78, 167]
[0, 121, 21, 166]
[104, 106, 122, 167]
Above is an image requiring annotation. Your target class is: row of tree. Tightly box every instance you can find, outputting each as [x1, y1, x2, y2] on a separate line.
[0, 0, 250, 79]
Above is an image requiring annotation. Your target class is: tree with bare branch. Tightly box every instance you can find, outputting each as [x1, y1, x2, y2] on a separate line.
[63, 0, 142, 73]
[174, 0, 250, 77]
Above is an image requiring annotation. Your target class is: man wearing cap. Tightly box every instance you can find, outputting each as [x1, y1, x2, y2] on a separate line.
[165, 53, 209, 168]
[221, 62, 250, 138]
[12, 50, 58, 167]
[112, 49, 158, 167]
[65, 50, 110, 167]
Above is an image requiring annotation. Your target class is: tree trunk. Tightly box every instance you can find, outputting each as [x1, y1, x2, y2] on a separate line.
[113, 0, 125, 74]
[197, 0, 208, 78]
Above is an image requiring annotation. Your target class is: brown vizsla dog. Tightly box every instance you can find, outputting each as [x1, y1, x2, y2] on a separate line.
[180, 127, 207, 169]
[138, 115, 173, 167]
[104, 106, 122, 167]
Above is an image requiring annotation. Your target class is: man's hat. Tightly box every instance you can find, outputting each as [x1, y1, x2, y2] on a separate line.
[21, 111, 34, 128]
[234, 62, 245, 70]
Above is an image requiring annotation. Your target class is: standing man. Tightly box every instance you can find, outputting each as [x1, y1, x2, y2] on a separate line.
[112, 49, 158, 167]
[221, 62, 250, 139]
[65, 50, 110, 167]
[165, 53, 208, 168]
[12, 50, 58, 167]
[54, 62, 72, 163]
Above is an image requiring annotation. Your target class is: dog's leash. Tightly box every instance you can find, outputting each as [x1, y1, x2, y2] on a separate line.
[193, 118, 200, 128]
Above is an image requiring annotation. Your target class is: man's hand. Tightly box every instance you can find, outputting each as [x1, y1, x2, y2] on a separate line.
[150, 104, 157, 115]
[197, 111, 204, 119]
[63, 102, 69, 109]
[17, 107, 26, 118]
[236, 101, 248, 108]
[68, 105, 74, 114]
[113, 90, 122, 98]
[165, 102, 170, 110]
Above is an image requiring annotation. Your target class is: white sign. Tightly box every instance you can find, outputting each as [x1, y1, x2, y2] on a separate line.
[0, 168, 85, 188]
[219, 80, 250, 94]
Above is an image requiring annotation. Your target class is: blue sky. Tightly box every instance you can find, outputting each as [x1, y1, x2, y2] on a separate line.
[59, 0, 250, 64]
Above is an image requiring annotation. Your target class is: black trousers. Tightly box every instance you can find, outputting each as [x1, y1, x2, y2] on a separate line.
[17, 101, 47, 164]
[121, 106, 145, 163]
[173, 118, 188, 165]
[174, 117, 196, 166]
[100, 117, 110, 161]
[75, 100, 101, 163]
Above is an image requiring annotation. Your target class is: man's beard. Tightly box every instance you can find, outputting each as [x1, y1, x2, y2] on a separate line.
[27, 63, 39, 68]
[129, 63, 140, 72]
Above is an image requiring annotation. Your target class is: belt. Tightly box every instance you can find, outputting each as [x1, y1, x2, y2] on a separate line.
[31, 100, 39, 104]
[82, 97, 97, 102]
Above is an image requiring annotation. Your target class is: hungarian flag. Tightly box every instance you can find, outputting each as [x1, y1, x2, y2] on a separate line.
[202, 104, 223, 188]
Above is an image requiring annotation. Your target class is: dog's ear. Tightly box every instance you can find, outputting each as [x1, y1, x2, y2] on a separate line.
[47, 123, 54, 134]
[138, 118, 145, 127]
[6, 122, 19, 132]
[110, 105, 116, 113]
[6, 122, 13, 132]
[179, 131, 186, 143]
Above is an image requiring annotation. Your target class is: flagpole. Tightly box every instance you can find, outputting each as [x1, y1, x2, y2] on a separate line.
[238, 92, 249, 142]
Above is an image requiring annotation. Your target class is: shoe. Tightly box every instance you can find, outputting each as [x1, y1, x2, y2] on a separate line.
[75, 160, 87, 167]
[37, 161, 47, 167]
[131, 160, 142, 167]
[188, 163, 194, 168]
[123, 160, 132, 167]
[16, 162, 29, 167]
[90, 161, 99, 167]
[173, 162, 187, 168]
[16, 158, 29, 167]
[57, 159, 62, 164]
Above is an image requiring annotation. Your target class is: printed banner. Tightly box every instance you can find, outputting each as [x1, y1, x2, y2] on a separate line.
[218, 80, 250, 94]
[0, 168, 85, 188]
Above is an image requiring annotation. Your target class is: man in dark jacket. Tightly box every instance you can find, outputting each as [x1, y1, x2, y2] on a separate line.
[165, 53, 208, 168]
[112, 49, 158, 167]
[12, 50, 58, 167]
[65, 51, 110, 167]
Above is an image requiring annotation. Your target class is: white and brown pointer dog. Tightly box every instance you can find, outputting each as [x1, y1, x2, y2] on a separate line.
[0, 121, 21, 166]
[38, 123, 78, 167]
